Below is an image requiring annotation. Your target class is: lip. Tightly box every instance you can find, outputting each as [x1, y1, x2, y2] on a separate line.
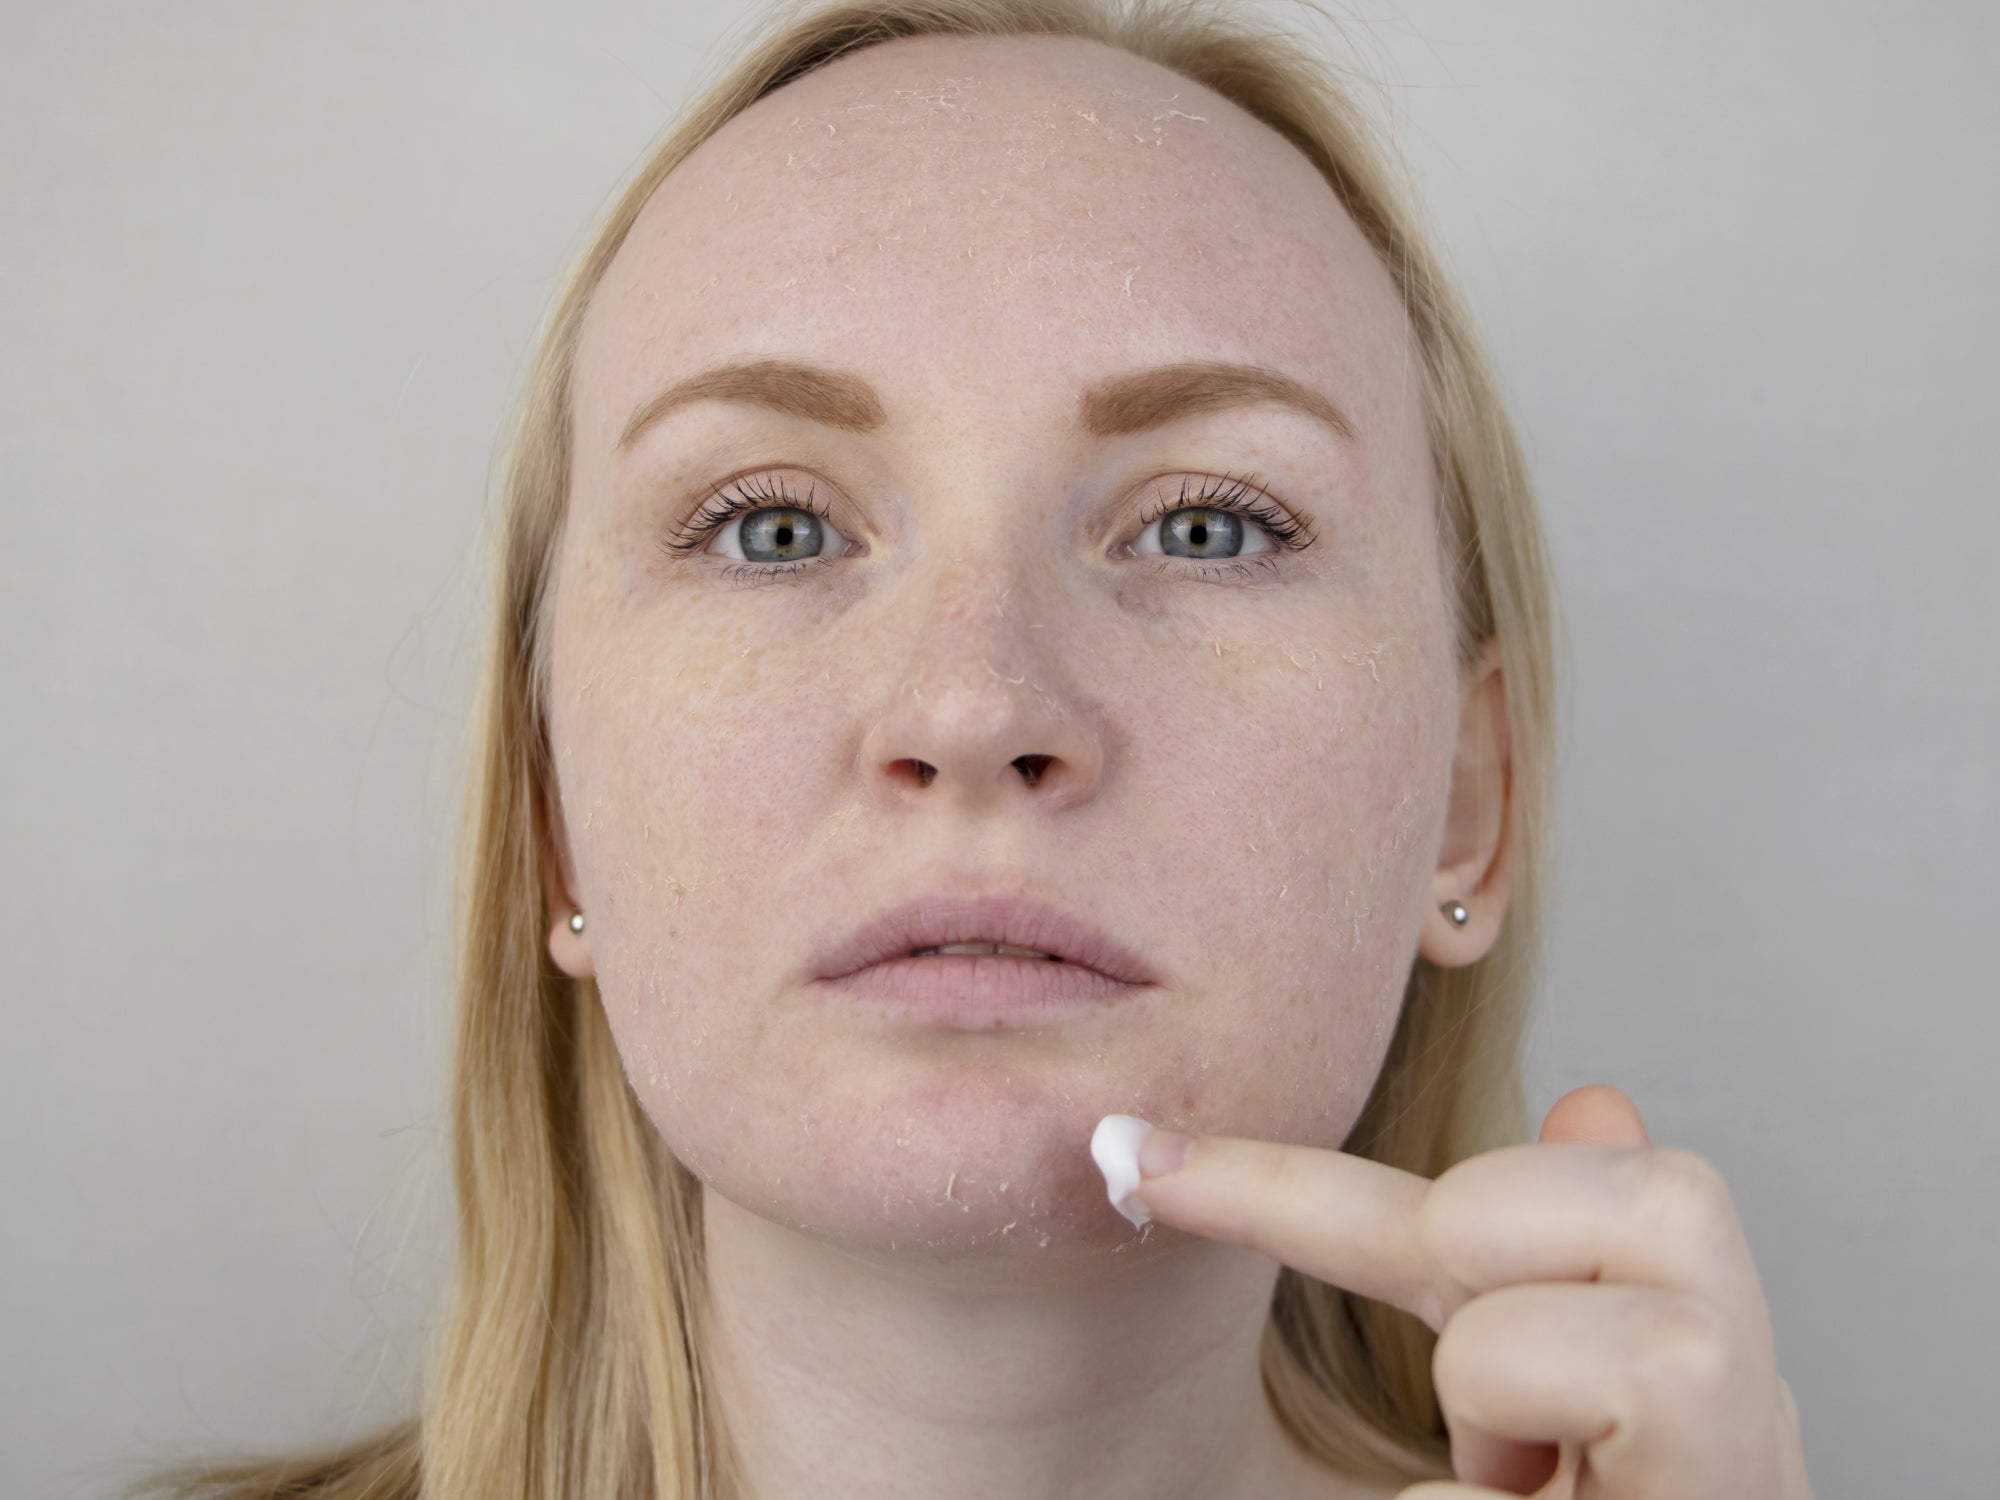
[812, 891, 1160, 987]
[818, 952, 1140, 1030]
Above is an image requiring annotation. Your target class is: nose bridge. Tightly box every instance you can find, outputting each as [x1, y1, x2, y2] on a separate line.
[856, 489, 1104, 814]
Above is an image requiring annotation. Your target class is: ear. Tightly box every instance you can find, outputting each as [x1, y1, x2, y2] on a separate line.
[538, 774, 596, 980]
[1417, 636, 1513, 969]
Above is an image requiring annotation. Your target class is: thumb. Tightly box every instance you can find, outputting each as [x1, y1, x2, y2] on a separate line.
[1538, 1083, 1652, 1148]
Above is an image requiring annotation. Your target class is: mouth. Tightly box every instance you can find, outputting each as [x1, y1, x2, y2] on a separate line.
[813, 891, 1158, 986]
[810, 891, 1157, 1028]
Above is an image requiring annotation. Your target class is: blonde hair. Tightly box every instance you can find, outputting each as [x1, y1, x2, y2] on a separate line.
[123, 1, 1562, 1495]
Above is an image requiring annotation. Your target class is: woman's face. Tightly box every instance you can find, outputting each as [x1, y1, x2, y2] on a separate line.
[545, 35, 1488, 1255]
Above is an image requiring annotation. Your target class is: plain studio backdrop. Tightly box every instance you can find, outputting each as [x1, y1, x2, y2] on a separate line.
[3, 2, 1994, 1495]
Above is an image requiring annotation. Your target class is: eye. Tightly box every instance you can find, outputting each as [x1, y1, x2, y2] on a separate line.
[1131, 505, 1275, 560]
[706, 501, 852, 566]
[661, 472, 855, 579]
[1127, 472, 1315, 562]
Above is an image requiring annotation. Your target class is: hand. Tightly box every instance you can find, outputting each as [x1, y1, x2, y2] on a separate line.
[1095, 1085, 1813, 1499]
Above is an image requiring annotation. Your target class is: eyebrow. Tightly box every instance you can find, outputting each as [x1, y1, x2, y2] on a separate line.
[614, 357, 1357, 451]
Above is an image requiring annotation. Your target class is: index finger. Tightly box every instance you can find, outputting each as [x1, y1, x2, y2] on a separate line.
[1094, 1115, 1771, 1344]
[1092, 1114, 1449, 1330]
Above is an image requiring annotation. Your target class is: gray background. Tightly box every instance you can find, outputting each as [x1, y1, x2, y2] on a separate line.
[4, 2, 1994, 1495]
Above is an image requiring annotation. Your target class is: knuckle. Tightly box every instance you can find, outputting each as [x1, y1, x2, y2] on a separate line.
[1410, 1178, 1473, 1327]
[1262, 1139, 1311, 1192]
[1630, 1146, 1737, 1251]
[1416, 1157, 1476, 1257]
[1239, 1141, 1314, 1261]
[1245, 1140, 1310, 1215]
[1630, 1291, 1738, 1406]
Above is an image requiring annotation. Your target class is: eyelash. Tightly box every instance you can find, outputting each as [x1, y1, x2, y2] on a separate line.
[657, 469, 1317, 586]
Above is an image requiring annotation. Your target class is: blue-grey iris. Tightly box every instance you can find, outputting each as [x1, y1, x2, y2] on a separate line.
[740, 508, 823, 563]
[1160, 508, 1244, 559]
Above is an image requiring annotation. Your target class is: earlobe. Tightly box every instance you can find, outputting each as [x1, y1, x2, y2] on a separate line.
[548, 909, 595, 980]
[1419, 641, 1513, 970]
[537, 781, 596, 980]
[1420, 892, 1500, 968]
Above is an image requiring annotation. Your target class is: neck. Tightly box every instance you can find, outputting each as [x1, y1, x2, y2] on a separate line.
[698, 1188, 1367, 1500]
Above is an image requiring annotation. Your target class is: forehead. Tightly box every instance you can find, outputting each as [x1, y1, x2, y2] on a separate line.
[574, 33, 1415, 454]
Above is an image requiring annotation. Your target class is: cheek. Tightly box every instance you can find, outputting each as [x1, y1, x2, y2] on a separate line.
[553, 638, 849, 1191]
[557, 624, 838, 976]
[1112, 626, 1447, 1142]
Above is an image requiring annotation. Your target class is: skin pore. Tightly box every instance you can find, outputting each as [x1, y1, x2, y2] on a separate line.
[540, 31, 1510, 1500]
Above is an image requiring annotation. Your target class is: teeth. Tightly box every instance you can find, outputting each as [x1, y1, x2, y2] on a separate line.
[910, 942, 1061, 960]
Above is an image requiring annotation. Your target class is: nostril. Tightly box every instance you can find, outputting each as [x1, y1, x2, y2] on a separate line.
[1014, 754, 1052, 787]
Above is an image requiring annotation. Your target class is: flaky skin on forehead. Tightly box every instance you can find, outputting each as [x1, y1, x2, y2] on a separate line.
[117, 7, 1563, 1500]
[639, 30, 1356, 237]
[578, 31, 1423, 516]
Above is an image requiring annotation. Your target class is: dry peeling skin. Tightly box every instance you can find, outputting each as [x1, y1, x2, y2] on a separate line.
[544, 35, 1471, 1275]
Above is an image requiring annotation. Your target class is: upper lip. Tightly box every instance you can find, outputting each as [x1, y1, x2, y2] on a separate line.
[813, 891, 1158, 985]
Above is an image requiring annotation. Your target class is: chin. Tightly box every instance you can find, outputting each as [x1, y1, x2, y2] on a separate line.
[686, 1105, 1137, 1261]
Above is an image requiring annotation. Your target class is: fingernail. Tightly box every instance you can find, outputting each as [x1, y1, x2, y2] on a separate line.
[1137, 1127, 1194, 1179]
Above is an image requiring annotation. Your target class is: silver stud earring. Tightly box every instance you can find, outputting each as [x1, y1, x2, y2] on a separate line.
[1443, 901, 1469, 927]
[568, 911, 586, 934]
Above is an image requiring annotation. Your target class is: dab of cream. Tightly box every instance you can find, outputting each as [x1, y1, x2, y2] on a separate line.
[1091, 1113, 1155, 1228]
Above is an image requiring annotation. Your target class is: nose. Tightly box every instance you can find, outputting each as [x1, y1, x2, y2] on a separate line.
[855, 561, 1107, 818]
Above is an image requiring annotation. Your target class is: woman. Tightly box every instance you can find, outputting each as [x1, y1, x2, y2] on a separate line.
[126, 1, 1812, 1496]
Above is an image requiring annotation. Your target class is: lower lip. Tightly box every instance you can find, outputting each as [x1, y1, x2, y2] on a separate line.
[815, 954, 1143, 1029]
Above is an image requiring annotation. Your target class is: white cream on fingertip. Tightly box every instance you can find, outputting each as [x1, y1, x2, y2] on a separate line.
[1091, 1113, 1154, 1228]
